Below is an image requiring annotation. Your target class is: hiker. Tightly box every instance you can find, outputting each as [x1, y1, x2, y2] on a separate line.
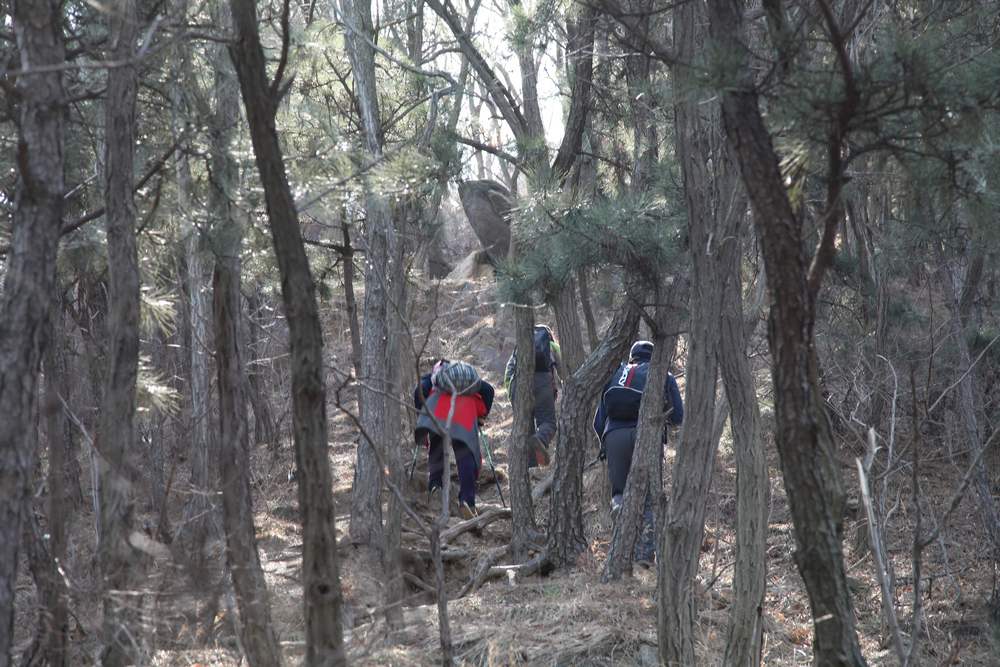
[504, 324, 561, 467]
[414, 359, 495, 519]
[593, 340, 683, 565]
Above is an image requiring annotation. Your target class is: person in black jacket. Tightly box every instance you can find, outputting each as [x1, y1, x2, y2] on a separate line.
[593, 340, 683, 564]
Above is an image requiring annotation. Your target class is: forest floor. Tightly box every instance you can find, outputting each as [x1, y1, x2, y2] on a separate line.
[13, 272, 1000, 665]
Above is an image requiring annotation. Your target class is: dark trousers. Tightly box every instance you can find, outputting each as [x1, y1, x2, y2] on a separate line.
[425, 433, 478, 506]
[603, 426, 658, 562]
[604, 426, 637, 497]
[532, 371, 557, 446]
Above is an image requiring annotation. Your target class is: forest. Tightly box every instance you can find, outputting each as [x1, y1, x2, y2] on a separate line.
[1, 0, 999, 664]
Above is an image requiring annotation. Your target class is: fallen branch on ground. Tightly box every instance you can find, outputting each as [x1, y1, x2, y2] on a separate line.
[441, 507, 511, 543]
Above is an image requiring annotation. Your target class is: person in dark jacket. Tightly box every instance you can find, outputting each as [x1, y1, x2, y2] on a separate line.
[414, 359, 495, 518]
[504, 324, 562, 467]
[593, 340, 683, 564]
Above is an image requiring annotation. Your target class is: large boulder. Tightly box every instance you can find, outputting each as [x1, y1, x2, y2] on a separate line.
[458, 179, 513, 265]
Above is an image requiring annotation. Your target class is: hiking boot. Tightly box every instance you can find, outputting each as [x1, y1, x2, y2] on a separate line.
[459, 500, 479, 521]
[610, 495, 623, 519]
[531, 436, 550, 467]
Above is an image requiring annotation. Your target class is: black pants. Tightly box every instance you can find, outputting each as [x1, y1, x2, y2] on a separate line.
[603, 425, 659, 561]
[604, 426, 637, 497]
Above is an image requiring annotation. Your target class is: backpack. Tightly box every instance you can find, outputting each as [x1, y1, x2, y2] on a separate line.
[533, 326, 553, 372]
[603, 362, 650, 421]
[433, 361, 482, 396]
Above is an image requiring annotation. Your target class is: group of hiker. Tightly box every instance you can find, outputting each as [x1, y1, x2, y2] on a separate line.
[412, 324, 683, 563]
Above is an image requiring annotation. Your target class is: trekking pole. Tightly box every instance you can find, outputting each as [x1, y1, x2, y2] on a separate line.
[480, 431, 506, 508]
[408, 433, 426, 480]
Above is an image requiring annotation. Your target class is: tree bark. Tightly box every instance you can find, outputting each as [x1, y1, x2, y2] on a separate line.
[0, 0, 66, 660]
[245, 282, 277, 450]
[658, 2, 740, 661]
[604, 292, 670, 581]
[548, 291, 641, 566]
[720, 227, 768, 667]
[209, 6, 284, 662]
[228, 1, 347, 662]
[340, 0, 406, 630]
[97, 1, 146, 663]
[706, 1, 868, 663]
[509, 303, 539, 562]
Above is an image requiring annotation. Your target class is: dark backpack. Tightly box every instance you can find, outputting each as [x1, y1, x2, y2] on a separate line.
[603, 362, 649, 421]
[533, 326, 553, 372]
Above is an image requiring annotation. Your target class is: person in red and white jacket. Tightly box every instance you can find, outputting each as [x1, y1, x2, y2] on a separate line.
[414, 359, 495, 518]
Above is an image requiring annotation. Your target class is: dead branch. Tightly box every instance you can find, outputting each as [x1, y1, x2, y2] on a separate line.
[456, 546, 511, 598]
[441, 507, 511, 543]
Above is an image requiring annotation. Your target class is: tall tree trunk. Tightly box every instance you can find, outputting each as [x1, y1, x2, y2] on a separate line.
[340, 0, 406, 629]
[210, 6, 284, 663]
[509, 303, 539, 562]
[97, 1, 146, 663]
[720, 228, 768, 667]
[658, 2, 738, 661]
[32, 300, 76, 667]
[0, 1, 65, 661]
[706, 1, 868, 663]
[228, 2, 347, 663]
[171, 48, 217, 581]
[548, 291, 641, 566]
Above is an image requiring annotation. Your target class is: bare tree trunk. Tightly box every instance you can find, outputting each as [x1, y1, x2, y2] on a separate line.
[604, 292, 669, 581]
[97, 1, 146, 663]
[342, 0, 391, 550]
[510, 303, 539, 562]
[171, 46, 217, 581]
[576, 269, 600, 352]
[29, 302, 76, 667]
[548, 292, 641, 566]
[0, 1, 66, 661]
[209, 7, 284, 662]
[340, 0, 406, 629]
[229, 1, 347, 662]
[657, 2, 740, 661]
[706, 1, 867, 663]
[245, 283, 277, 450]
[720, 228, 768, 667]
[340, 222, 363, 378]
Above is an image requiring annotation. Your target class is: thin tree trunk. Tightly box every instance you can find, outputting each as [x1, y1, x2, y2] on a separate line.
[720, 228, 768, 667]
[172, 50, 216, 580]
[32, 302, 75, 667]
[576, 268, 600, 352]
[341, 222, 363, 379]
[548, 292, 641, 566]
[228, 2, 347, 662]
[342, 0, 393, 550]
[209, 7, 284, 662]
[340, 0, 406, 628]
[97, 0, 146, 662]
[510, 303, 539, 562]
[706, 1, 868, 662]
[245, 283, 277, 450]
[0, 1, 66, 661]
[604, 292, 670, 581]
